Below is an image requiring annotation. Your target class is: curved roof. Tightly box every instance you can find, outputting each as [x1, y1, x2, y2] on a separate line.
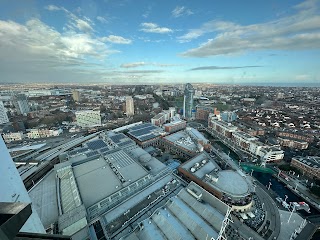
[213, 170, 250, 197]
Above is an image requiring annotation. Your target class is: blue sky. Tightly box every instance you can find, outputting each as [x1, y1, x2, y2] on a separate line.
[0, 0, 319, 85]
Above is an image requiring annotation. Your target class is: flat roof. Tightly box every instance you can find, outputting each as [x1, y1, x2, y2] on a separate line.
[293, 156, 320, 169]
[164, 131, 198, 152]
[28, 170, 59, 229]
[73, 149, 148, 208]
[73, 157, 122, 207]
[127, 123, 163, 142]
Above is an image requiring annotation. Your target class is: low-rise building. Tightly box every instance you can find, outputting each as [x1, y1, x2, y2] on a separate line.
[2, 132, 24, 143]
[208, 116, 284, 163]
[291, 156, 320, 180]
[278, 136, 309, 149]
[163, 119, 186, 133]
[27, 128, 63, 139]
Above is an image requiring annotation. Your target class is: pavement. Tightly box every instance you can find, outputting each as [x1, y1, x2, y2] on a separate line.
[278, 209, 305, 240]
[275, 171, 320, 212]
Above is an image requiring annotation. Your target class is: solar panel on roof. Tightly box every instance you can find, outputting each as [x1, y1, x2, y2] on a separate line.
[129, 123, 153, 131]
[86, 140, 107, 150]
[69, 147, 89, 155]
[118, 140, 134, 147]
[86, 151, 99, 157]
[110, 133, 128, 143]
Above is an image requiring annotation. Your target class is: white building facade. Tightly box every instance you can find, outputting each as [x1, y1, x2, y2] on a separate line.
[75, 110, 101, 128]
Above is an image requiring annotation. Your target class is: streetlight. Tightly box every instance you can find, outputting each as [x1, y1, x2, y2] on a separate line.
[287, 203, 296, 223]
[284, 195, 288, 202]
[251, 169, 254, 176]
[267, 181, 272, 190]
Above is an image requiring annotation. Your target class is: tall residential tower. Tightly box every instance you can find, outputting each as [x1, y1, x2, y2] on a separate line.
[126, 96, 134, 116]
[183, 83, 195, 119]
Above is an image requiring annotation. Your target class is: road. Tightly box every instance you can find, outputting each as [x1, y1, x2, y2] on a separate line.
[254, 181, 281, 240]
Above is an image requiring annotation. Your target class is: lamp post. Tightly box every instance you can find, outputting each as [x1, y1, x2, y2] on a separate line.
[284, 195, 288, 202]
[251, 169, 254, 176]
[267, 181, 272, 191]
[288, 203, 296, 223]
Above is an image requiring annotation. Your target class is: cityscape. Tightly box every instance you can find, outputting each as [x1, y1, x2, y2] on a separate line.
[1, 0, 320, 240]
[0, 83, 319, 240]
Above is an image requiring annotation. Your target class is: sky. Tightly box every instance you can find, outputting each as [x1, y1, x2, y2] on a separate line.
[0, 0, 320, 86]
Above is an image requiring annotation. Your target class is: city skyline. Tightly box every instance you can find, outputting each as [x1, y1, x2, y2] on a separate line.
[0, 0, 320, 86]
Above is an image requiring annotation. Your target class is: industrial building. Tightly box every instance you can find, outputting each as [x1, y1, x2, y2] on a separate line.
[29, 131, 180, 239]
[121, 182, 232, 240]
[178, 152, 254, 212]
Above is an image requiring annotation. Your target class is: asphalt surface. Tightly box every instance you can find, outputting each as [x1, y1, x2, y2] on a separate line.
[255, 181, 281, 240]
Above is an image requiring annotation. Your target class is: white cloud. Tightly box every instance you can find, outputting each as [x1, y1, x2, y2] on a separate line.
[140, 22, 173, 34]
[120, 62, 179, 68]
[101, 35, 132, 44]
[0, 18, 117, 83]
[180, 0, 320, 57]
[45, 5, 61, 11]
[45, 5, 94, 34]
[74, 18, 94, 33]
[121, 62, 146, 68]
[172, 6, 193, 18]
[97, 16, 108, 23]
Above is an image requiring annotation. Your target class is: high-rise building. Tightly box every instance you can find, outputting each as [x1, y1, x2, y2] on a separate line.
[75, 110, 101, 128]
[0, 136, 45, 233]
[183, 83, 195, 119]
[13, 94, 30, 115]
[0, 101, 9, 124]
[72, 90, 81, 102]
[126, 96, 134, 116]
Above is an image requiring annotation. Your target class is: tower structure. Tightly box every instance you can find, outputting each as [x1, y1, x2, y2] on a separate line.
[126, 96, 134, 116]
[183, 83, 195, 119]
[0, 136, 45, 233]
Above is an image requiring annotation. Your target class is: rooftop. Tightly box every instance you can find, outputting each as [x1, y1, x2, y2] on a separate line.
[180, 153, 251, 198]
[293, 156, 320, 169]
[164, 131, 199, 152]
[127, 123, 164, 142]
[122, 182, 230, 240]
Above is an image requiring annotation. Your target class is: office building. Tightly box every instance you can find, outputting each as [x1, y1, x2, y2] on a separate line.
[126, 96, 134, 116]
[13, 94, 30, 115]
[0, 101, 9, 124]
[75, 110, 101, 128]
[72, 90, 81, 102]
[183, 83, 195, 119]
